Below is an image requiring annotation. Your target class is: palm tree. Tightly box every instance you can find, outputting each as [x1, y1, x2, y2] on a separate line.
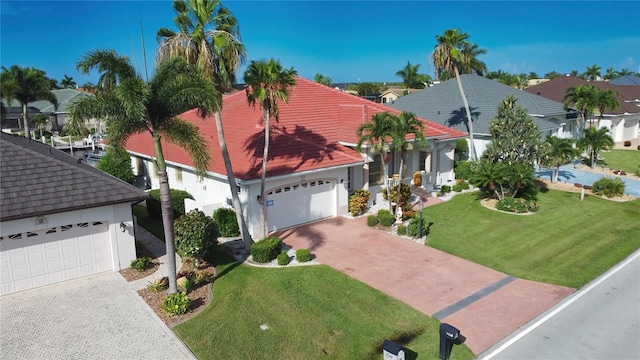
[157, 0, 253, 249]
[603, 67, 618, 80]
[594, 89, 620, 128]
[540, 136, 576, 183]
[432, 28, 477, 161]
[243, 59, 297, 238]
[395, 61, 425, 90]
[564, 84, 598, 135]
[390, 111, 426, 207]
[0, 65, 57, 138]
[577, 127, 614, 169]
[76, 50, 137, 90]
[69, 52, 218, 295]
[314, 73, 332, 86]
[583, 64, 601, 81]
[618, 68, 634, 76]
[460, 41, 487, 76]
[356, 111, 396, 212]
[507, 163, 535, 199]
[470, 159, 507, 200]
[60, 75, 77, 89]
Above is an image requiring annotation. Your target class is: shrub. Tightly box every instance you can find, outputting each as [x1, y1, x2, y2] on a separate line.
[455, 139, 468, 155]
[402, 210, 416, 221]
[441, 185, 452, 193]
[212, 207, 240, 237]
[637, 145, 640, 151]
[250, 237, 283, 263]
[130, 257, 152, 272]
[96, 146, 135, 184]
[174, 209, 219, 263]
[378, 211, 396, 227]
[177, 276, 194, 292]
[296, 249, 312, 263]
[367, 215, 379, 227]
[454, 160, 473, 180]
[397, 225, 407, 236]
[277, 250, 291, 266]
[407, 216, 433, 238]
[349, 189, 371, 216]
[452, 184, 464, 192]
[496, 197, 539, 213]
[382, 184, 412, 207]
[592, 177, 625, 198]
[146, 189, 194, 220]
[161, 292, 190, 316]
[189, 270, 211, 286]
[147, 277, 169, 293]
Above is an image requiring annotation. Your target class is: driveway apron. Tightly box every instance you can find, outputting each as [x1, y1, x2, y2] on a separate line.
[277, 216, 575, 355]
[0, 272, 195, 360]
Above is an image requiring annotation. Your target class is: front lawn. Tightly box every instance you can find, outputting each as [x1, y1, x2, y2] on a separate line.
[424, 190, 640, 288]
[174, 251, 474, 360]
[600, 149, 640, 174]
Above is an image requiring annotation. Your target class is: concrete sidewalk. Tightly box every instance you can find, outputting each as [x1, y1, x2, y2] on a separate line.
[276, 213, 575, 355]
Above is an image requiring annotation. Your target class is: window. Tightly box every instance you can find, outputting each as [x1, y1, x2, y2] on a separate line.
[419, 151, 428, 171]
[347, 168, 352, 189]
[175, 168, 183, 183]
[368, 154, 383, 185]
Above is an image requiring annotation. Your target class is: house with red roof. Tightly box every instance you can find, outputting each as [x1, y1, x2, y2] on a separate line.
[125, 77, 467, 239]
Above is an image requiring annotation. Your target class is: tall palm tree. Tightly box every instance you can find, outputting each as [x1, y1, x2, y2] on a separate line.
[577, 127, 614, 169]
[356, 111, 396, 212]
[594, 89, 620, 128]
[564, 84, 598, 135]
[460, 41, 487, 76]
[540, 136, 576, 183]
[76, 50, 137, 90]
[603, 67, 618, 80]
[69, 52, 218, 294]
[60, 75, 77, 89]
[583, 64, 601, 81]
[0, 65, 57, 138]
[432, 28, 477, 161]
[243, 59, 297, 238]
[390, 111, 426, 207]
[395, 61, 425, 90]
[157, 0, 253, 249]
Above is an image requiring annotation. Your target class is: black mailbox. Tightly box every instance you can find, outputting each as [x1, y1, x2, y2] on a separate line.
[439, 323, 463, 360]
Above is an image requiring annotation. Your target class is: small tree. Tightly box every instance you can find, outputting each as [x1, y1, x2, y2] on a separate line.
[174, 209, 219, 265]
[577, 127, 614, 169]
[97, 146, 135, 184]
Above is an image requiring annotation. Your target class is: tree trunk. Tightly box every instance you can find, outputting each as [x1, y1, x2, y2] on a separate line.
[260, 110, 270, 239]
[591, 151, 597, 169]
[214, 112, 253, 250]
[22, 103, 30, 139]
[396, 150, 405, 208]
[153, 136, 178, 295]
[381, 149, 393, 212]
[453, 66, 475, 161]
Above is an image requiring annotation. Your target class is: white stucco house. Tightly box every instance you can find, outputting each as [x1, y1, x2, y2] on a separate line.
[125, 77, 467, 240]
[0, 133, 149, 295]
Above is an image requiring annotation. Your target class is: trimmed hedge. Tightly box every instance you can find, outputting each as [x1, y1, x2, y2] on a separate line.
[250, 237, 283, 263]
[296, 249, 312, 263]
[367, 215, 379, 227]
[146, 189, 194, 220]
[277, 250, 291, 266]
[378, 211, 396, 227]
[212, 207, 240, 237]
[174, 209, 219, 261]
[397, 225, 407, 236]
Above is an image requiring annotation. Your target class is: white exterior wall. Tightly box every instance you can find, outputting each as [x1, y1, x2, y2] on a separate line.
[0, 203, 136, 271]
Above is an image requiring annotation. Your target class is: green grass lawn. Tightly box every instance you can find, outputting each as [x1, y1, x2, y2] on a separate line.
[425, 190, 640, 288]
[174, 249, 474, 359]
[600, 149, 640, 174]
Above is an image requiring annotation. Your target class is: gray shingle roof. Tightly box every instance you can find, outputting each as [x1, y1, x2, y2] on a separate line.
[388, 74, 569, 136]
[2, 89, 93, 114]
[0, 133, 149, 221]
[609, 75, 640, 86]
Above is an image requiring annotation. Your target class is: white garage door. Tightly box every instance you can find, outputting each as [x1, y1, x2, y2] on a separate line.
[267, 179, 335, 232]
[1, 222, 111, 295]
[622, 120, 637, 140]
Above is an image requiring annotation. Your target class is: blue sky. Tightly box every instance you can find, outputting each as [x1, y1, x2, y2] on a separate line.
[2, 1, 639, 86]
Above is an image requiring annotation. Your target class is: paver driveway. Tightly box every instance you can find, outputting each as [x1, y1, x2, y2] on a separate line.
[277, 216, 575, 355]
[0, 272, 195, 360]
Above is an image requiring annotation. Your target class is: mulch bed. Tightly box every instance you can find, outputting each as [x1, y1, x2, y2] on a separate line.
[120, 261, 160, 282]
[137, 258, 217, 328]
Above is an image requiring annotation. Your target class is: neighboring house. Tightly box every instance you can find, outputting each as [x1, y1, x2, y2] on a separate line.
[1, 89, 96, 133]
[526, 76, 640, 142]
[125, 77, 467, 239]
[388, 74, 575, 156]
[609, 75, 640, 86]
[0, 132, 148, 295]
[379, 87, 423, 104]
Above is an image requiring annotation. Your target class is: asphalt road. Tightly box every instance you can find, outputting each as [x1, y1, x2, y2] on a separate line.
[480, 250, 640, 360]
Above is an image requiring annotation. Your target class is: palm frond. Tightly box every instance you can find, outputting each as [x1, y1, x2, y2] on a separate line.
[162, 117, 211, 178]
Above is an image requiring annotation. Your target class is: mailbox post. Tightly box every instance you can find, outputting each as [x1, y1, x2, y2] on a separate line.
[439, 323, 461, 360]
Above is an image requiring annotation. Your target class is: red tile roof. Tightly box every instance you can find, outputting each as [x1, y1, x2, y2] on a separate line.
[125, 77, 467, 181]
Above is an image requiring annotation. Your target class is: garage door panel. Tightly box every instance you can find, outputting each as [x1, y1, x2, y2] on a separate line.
[1, 222, 111, 295]
[267, 180, 335, 232]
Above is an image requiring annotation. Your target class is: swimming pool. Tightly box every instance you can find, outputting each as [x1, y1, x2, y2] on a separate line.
[536, 164, 640, 197]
